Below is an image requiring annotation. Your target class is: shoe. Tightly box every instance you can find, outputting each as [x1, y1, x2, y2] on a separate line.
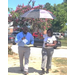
[46, 69, 49, 73]
[24, 71, 28, 75]
[40, 69, 45, 75]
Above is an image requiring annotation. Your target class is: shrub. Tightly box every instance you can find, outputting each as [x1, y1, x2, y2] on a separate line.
[8, 46, 13, 55]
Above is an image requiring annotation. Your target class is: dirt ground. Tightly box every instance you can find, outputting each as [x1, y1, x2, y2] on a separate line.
[8, 53, 66, 75]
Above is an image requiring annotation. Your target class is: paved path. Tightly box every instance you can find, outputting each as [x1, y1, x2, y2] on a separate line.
[11, 45, 67, 58]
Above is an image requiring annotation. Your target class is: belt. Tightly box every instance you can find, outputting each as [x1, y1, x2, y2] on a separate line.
[19, 46, 30, 48]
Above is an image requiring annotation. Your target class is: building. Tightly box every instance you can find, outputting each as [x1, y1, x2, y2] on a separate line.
[8, 21, 14, 34]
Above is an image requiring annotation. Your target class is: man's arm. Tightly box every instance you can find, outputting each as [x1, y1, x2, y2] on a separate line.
[15, 34, 22, 43]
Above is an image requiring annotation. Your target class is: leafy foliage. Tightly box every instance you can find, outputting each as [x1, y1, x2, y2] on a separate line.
[8, 1, 67, 33]
[44, 2, 67, 32]
[8, 4, 53, 32]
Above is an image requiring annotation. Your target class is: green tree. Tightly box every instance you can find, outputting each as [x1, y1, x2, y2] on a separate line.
[8, 4, 53, 32]
[44, 3, 53, 12]
[8, 7, 13, 13]
[63, 0, 67, 3]
[44, 2, 67, 32]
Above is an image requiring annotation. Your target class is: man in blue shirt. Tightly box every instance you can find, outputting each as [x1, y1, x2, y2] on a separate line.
[15, 25, 34, 75]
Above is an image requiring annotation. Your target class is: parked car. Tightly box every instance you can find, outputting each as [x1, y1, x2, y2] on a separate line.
[11, 31, 20, 36]
[33, 32, 43, 38]
[8, 31, 61, 49]
[8, 31, 20, 45]
[53, 32, 64, 39]
[8, 35, 15, 44]
[34, 37, 61, 49]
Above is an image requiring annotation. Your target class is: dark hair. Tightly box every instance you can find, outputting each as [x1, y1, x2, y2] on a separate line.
[47, 28, 53, 36]
[22, 25, 28, 29]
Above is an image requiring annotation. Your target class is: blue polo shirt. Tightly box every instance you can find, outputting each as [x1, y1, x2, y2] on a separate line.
[15, 32, 34, 46]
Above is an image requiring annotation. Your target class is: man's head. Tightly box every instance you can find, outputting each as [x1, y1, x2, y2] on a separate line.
[23, 26, 28, 34]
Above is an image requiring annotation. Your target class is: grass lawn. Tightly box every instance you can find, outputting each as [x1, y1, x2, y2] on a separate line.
[59, 37, 67, 46]
[52, 58, 67, 75]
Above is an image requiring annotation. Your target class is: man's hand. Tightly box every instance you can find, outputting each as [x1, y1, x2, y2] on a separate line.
[22, 37, 25, 40]
[45, 43, 50, 47]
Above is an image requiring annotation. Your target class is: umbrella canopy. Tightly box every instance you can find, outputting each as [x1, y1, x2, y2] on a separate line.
[20, 9, 56, 19]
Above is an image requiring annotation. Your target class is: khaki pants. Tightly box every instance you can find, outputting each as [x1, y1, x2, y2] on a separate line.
[18, 46, 30, 72]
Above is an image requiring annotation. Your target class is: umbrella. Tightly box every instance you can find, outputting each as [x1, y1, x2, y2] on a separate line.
[20, 9, 56, 19]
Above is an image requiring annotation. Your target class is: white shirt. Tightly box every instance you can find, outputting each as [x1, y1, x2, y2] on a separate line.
[43, 34, 57, 48]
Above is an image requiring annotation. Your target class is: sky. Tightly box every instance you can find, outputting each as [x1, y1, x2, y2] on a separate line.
[8, 0, 63, 10]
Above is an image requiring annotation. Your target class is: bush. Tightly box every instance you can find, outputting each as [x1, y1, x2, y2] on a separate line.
[8, 46, 13, 55]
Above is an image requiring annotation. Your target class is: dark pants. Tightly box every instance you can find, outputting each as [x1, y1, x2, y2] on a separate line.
[41, 47, 54, 69]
